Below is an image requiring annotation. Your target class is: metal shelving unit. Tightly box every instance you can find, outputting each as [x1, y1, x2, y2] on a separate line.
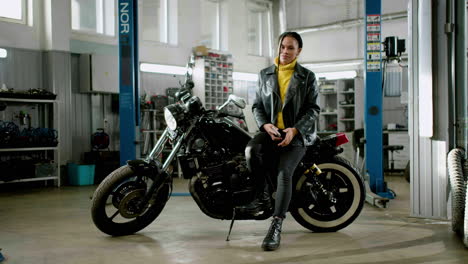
[0, 97, 60, 186]
[141, 109, 165, 157]
[318, 79, 357, 133]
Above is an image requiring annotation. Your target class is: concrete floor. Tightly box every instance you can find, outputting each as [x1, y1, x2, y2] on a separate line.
[1, 175, 468, 264]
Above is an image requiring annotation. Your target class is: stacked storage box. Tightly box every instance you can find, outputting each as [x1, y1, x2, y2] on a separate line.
[192, 51, 234, 110]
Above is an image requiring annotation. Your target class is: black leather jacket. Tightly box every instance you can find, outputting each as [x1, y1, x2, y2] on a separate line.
[252, 63, 320, 146]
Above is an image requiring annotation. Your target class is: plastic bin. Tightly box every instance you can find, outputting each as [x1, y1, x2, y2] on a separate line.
[67, 163, 95, 186]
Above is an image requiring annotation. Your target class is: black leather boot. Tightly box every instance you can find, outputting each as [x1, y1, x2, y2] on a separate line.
[262, 217, 283, 251]
[239, 191, 271, 214]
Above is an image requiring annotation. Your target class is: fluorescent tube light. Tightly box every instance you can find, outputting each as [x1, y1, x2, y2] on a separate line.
[0, 48, 7, 58]
[140, 63, 186, 75]
[233, 72, 258, 82]
[303, 61, 362, 69]
[315, 70, 357, 80]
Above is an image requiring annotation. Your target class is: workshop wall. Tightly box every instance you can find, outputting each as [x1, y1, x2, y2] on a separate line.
[288, 0, 409, 64]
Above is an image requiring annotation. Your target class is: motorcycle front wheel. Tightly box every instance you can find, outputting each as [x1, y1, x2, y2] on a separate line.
[290, 156, 365, 232]
[91, 165, 171, 236]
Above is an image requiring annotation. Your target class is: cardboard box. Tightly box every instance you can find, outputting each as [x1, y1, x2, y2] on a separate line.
[193, 45, 208, 56]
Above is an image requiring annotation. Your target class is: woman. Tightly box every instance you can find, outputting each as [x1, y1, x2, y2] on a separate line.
[244, 32, 320, 251]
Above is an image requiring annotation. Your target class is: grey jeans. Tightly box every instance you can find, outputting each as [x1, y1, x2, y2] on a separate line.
[245, 132, 306, 218]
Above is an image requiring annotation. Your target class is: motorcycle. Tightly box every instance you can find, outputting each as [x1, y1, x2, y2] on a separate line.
[91, 80, 365, 239]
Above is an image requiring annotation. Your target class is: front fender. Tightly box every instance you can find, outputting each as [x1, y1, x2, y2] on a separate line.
[127, 159, 171, 205]
[127, 159, 163, 180]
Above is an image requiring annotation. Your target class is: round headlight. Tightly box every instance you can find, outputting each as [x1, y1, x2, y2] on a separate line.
[164, 107, 177, 130]
[164, 104, 184, 131]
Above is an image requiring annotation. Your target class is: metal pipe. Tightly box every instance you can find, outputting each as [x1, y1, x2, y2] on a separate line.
[290, 11, 407, 34]
[278, 0, 287, 33]
[455, 0, 467, 150]
[446, 0, 456, 149]
[301, 55, 408, 69]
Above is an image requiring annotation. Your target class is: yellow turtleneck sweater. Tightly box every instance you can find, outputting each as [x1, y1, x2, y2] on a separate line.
[274, 57, 297, 129]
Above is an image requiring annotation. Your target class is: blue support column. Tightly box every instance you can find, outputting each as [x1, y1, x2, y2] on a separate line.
[365, 0, 393, 199]
[118, 0, 140, 165]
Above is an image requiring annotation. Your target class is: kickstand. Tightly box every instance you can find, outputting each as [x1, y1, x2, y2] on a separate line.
[226, 208, 236, 241]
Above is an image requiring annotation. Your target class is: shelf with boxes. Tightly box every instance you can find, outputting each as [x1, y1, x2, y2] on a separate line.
[318, 78, 356, 134]
[0, 97, 60, 186]
[192, 51, 234, 111]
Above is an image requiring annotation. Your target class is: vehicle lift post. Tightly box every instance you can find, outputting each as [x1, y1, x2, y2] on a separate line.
[364, 0, 394, 207]
[118, 0, 140, 165]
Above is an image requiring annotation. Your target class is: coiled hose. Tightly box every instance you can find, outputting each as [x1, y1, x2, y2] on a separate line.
[447, 148, 466, 237]
[464, 159, 468, 247]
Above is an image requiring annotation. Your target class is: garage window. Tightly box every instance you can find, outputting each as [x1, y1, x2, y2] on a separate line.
[200, 0, 227, 51]
[141, 0, 178, 45]
[0, 0, 27, 24]
[71, 0, 116, 36]
[247, 0, 272, 57]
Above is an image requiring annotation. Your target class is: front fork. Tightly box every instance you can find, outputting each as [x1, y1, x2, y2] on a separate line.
[146, 127, 192, 172]
[139, 126, 193, 206]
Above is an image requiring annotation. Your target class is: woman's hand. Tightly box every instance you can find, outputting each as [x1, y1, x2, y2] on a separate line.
[278, 127, 298, 147]
[263, 124, 282, 141]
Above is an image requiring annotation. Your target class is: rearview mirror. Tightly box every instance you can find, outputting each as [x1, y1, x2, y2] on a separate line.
[228, 94, 246, 109]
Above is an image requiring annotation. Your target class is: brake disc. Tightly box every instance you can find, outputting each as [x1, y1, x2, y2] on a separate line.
[118, 189, 146, 219]
[112, 181, 146, 209]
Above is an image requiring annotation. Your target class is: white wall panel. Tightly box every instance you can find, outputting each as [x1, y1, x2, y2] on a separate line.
[287, 0, 408, 29]
[70, 54, 92, 162]
[298, 19, 407, 64]
[382, 0, 410, 14]
[408, 0, 449, 219]
[286, 0, 361, 29]
[432, 140, 447, 218]
[0, 48, 44, 92]
[300, 28, 360, 63]
[44, 51, 72, 167]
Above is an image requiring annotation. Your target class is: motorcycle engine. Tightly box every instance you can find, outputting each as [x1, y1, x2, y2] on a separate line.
[201, 163, 230, 207]
[228, 158, 255, 206]
[191, 138, 206, 153]
[191, 154, 254, 215]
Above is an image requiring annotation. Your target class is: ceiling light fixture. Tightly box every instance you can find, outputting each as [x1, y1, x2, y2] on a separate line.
[140, 63, 186, 75]
[0, 48, 7, 58]
[303, 61, 362, 70]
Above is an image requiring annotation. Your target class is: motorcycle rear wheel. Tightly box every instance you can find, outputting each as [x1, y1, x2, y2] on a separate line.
[91, 165, 171, 236]
[290, 156, 365, 232]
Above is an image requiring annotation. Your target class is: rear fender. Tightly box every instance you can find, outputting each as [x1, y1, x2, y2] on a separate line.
[304, 140, 344, 162]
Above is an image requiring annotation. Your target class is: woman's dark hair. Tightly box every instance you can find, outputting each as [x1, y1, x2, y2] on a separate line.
[277, 31, 303, 49]
[276, 32, 303, 72]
